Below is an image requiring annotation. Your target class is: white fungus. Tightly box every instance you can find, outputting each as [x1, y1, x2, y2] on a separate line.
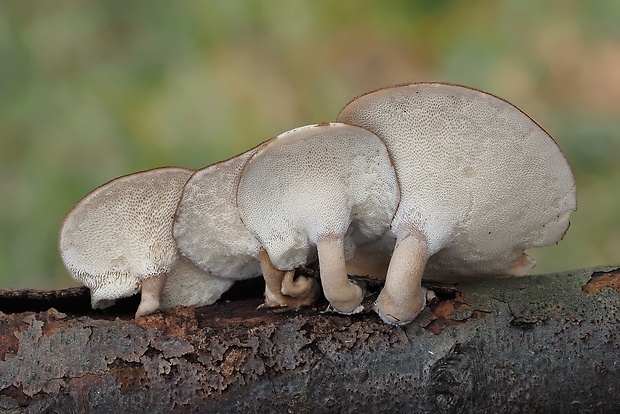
[337, 82, 577, 324]
[237, 123, 399, 313]
[58, 167, 224, 317]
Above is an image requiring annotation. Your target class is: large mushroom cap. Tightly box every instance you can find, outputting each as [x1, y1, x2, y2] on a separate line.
[59, 167, 205, 308]
[173, 145, 266, 281]
[236, 122, 399, 271]
[338, 82, 577, 278]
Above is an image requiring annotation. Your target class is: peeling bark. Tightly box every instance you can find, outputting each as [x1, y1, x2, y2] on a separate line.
[0, 266, 619, 413]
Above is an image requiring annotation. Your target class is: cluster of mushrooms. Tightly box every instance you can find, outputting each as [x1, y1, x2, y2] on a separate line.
[59, 82, 577, 325]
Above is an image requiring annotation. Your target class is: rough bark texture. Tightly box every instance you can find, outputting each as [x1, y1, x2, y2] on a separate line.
[0, 265, 619, 414]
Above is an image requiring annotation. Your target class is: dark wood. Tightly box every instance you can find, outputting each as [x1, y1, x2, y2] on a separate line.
[1, 266, 619, 413]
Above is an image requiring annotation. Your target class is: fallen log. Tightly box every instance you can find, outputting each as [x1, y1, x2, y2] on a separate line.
[1, 265, 619, 413]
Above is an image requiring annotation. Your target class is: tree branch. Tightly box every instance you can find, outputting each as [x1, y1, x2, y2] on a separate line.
[1, 266, 619, 413]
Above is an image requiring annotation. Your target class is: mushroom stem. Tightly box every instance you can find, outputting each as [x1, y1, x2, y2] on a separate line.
[508, 253, 537, 276]
[259, 250, 319, 308]
[135, 274, 168, 318]
[281, 271, 318, 299]
[375, 232, 428, 325]
[316, 236, 364, 314]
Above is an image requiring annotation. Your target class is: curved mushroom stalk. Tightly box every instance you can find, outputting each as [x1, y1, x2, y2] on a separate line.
[237, 123, 400, 314]
[136, 274, 168, 317]
[375, 231, 428, 325]
[259, 250, 320, 308]
[316, 237, 364, 314]
[59, 167, 216, 318]
[338, 82, 577, 324]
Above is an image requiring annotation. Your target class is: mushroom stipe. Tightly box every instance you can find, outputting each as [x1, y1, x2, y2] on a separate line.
[58, 82, 577, 325]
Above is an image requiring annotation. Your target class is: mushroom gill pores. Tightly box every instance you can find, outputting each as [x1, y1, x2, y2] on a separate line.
[337, 83, 576, 324]
[58, 167, 241, 318]
[172, 141, 321, 309]
[236, 123, 399, 314]
[58, 82, 576, 326]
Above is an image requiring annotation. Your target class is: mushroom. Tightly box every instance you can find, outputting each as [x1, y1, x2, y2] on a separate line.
[337, 82, 577, 324]
[236, 123, 400, 314]
[58, 167, 235, 317]
[173, 143, 320, 308]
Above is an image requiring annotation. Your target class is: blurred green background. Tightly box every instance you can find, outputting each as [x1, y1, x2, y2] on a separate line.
[1, 1, 619, 289]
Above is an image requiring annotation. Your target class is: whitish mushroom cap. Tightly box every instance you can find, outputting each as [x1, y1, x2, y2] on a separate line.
[236, 123, 399, 271]
[337, 83, 577, 278]
[173, 145, 266, 281]
[59, 167, 209, 308]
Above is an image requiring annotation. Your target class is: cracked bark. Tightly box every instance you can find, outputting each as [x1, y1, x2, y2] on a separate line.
[0, 266, 619, 414]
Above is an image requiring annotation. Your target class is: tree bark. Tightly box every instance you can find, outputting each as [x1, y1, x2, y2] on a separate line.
[1, 265, 619, 414]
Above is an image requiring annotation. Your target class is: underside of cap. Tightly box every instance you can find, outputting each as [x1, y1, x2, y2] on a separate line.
[87, 272, 142, 308]
[237, 123, 399, 271]
[173, 145, 266, 281]
[337, 82, 576, 275]
[59, 167, 198, 303]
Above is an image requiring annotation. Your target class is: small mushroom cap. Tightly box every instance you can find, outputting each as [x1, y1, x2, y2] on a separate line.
[236, 122, 399, 271]
[173, 145, 266, 280]
[59, 167, 208, 308]
[338, 83, 577, 277]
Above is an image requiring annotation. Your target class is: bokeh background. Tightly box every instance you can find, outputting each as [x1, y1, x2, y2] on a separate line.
[1, 0, 619, 289]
